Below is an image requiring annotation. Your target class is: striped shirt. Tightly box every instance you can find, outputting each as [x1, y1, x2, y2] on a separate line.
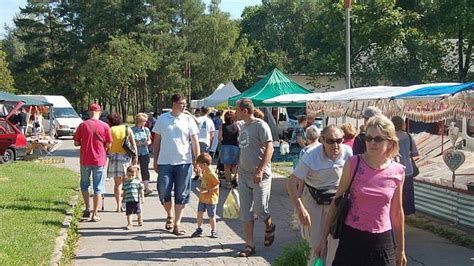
[122, 178, 143, 202]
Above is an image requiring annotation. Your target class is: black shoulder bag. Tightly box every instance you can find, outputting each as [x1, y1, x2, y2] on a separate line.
[330, 155, 360, 239]
[407, 133, 419, 177]
[122, 125, 137, 158]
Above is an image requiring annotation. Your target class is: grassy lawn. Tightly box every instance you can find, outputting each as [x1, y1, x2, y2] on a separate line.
[272, 161, 294, 177]
[0, 162, 78, 265]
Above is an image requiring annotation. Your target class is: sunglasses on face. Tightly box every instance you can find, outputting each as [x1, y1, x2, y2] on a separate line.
[365, 135, 388, 143]
[325, 138, 343, 144]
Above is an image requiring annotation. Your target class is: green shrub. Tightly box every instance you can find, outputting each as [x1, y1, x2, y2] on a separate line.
[273, 239, 311, 266]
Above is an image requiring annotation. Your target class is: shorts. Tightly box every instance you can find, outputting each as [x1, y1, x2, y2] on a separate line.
[238, 173, 272, 222]
[157, 164, 192, 205]
[220, 145, 239, 164]
[199, 142, 209, 153]
[107, 153, 131, 179]
[80, 166, 106, 195]
[197, 202, 217, 217]
[125, 201, 141, 215]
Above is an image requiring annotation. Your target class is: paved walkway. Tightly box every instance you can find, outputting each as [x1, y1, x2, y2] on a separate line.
[54, 139, 474, 265]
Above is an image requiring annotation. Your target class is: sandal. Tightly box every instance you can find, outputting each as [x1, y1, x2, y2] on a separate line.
[238, 245, 256, 257]
[172, 226, 186, 236]
[165, 216, 174, 230]
[138, 220, 143, 226]
[264, 223, 276, 247]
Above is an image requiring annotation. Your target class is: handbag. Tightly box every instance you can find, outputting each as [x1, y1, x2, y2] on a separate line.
[407, 133, 419, 177]
[122, 125, 136, 158]
[330, 155, 360, 239]
[305, 183, 337, 205]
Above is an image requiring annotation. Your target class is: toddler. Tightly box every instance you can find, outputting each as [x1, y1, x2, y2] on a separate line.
[191, 153, 220, 238]
[122, 165, 144, 230]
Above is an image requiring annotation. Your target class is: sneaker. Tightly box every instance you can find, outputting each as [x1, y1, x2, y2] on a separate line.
[90, 215, 101, 222]
[210, 230, 218, 238]
[191, 228, 203, 238]
[193, 175, 200, 181]
[144, 188, 153, 196]
[82, 209, 91, 218]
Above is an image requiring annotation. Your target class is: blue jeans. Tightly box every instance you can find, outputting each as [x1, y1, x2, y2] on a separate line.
[80, 166, 105, 195]
[157, 164, 192, 205]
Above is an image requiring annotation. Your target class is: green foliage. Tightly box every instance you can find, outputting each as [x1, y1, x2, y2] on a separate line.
[273, 239, 311, 266]
[0, 161, 79, 265]
[0, 49, 15, 92]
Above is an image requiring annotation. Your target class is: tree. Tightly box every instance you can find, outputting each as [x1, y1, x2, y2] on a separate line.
[80, 37, 155, 121]
[187, 11, 250, 98]
[0, 49, 15, 92]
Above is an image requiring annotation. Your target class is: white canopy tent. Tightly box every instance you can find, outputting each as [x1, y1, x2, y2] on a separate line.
[191, 82, 241, 108]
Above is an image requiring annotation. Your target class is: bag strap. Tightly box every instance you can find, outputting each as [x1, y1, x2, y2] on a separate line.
[407, 132, 414, 157]
[84, 120, 104, 143]
[346, 155, 361, 196]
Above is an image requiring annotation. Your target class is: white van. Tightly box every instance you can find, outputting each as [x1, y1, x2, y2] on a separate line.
[21, 95, 82, 138]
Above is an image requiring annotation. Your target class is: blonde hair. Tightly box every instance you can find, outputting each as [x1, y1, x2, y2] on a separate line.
[340, 123, 357, 139]
[135, 112, 148, 124]
[365, 115, 399, 158]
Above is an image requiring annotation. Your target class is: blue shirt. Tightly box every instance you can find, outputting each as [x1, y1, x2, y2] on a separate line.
[132, 126, 151, 156]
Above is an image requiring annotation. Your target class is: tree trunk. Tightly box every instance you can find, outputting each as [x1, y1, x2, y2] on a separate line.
[458, 30, 464, 82]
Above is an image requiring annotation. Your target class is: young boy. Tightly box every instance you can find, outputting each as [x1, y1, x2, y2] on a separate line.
[122, 165, 144, 230]
[191, 153, 220, 238]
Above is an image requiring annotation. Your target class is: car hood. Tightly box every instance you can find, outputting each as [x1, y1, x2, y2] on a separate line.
[55, 117, 83, 127]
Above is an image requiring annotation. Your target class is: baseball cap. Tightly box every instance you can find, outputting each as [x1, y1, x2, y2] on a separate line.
[88, 103, 101, 112]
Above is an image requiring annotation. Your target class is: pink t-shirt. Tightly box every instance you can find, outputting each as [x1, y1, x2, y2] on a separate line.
[345, 155, 405, 233]
[343, 138, 354, 148]
[73, 119, 112, 166]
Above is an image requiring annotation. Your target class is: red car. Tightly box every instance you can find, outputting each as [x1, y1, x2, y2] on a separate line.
[0, 100, 27, 163]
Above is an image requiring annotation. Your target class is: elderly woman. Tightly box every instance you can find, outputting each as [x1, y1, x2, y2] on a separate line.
[287, 125, 352, 266]
[107, 113, 137, 212]
[132, 113, 152, 196]
[391, 115, 419, 215]
[340, 122, 357, 149]
[315, 115, 406, 266]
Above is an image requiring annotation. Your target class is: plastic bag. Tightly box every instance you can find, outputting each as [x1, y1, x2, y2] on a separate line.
[223, 189, 240, 219]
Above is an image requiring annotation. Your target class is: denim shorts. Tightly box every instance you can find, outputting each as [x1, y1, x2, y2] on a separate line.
[80, 166, 106, 195]
[157, 164, 192, 205]
[220, 145, 239, 164]
[197, 202, 217, 217]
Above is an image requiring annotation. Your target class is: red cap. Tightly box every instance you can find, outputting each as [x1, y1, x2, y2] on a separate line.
[88, 103, 101, 112]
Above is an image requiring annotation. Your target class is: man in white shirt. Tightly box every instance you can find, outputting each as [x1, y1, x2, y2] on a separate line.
[194, 106, 215, 180]
[152, 93, 200, 236]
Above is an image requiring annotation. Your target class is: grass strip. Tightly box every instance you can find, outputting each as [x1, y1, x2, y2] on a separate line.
[60, 200, 83, 265]
[0, 161, 78, 265]
[406, 215, 474, 249]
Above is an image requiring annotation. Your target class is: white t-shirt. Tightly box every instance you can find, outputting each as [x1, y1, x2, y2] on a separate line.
[196, 116, 215, 145]
[153, 112, 199, 165]
[292, 144, 352, 188]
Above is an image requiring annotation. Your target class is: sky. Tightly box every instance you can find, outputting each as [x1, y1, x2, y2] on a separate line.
[0, 0, 261, 37]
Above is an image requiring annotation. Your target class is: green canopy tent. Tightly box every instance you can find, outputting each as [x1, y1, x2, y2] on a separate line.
[0, 91, 51, 106]
[228, 68, 312, 107]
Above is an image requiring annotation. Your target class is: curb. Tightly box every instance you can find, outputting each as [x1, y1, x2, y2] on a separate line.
[50, 194, 79, 266]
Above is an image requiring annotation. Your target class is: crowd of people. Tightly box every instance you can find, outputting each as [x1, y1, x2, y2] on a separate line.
[74, 95, 417, 265]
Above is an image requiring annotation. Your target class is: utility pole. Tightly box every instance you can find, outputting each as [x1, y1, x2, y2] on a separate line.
[345, 0, 352, 90]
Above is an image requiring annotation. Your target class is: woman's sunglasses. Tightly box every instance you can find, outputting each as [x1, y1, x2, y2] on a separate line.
[325, 138, 343, 144]
[365, 135, 388, 143]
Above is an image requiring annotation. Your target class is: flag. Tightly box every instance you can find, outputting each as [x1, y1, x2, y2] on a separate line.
[344, 0, 352, 9]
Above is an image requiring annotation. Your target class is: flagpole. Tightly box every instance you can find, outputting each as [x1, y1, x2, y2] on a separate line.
[345, 1, 351, 90]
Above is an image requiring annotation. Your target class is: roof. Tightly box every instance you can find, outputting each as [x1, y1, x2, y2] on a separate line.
[228, 68, 312, 107]
[0, 91, 52, 106]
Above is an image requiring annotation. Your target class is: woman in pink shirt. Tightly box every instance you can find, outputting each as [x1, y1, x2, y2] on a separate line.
[315, 115, 407, 266]
[341, 122, 357, 149]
